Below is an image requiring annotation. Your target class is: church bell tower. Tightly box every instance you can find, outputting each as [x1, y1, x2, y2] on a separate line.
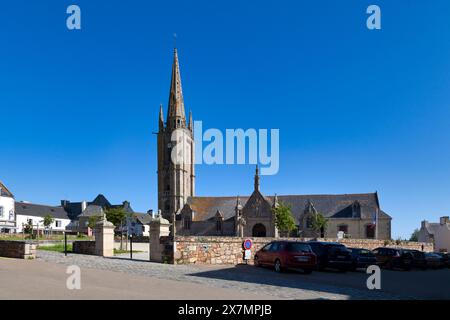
[157, 49, 195, 220]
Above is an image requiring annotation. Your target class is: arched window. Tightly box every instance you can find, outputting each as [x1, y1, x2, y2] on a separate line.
[352, 201, 361, 217]
[306, 216, 313, 229]
[216, 219, 223, 232]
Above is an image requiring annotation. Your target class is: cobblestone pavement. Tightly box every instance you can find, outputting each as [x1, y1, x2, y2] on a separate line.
[35, 250, 418, 300]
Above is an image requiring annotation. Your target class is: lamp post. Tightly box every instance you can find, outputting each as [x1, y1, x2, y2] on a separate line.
[130, 234, 133, 260]
[64, 231, 67, 256]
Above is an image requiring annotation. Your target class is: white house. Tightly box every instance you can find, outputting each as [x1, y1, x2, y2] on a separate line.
[15, 201, 71, 234]
[418, 216, 450, 253]
[0, 181, 16, 233]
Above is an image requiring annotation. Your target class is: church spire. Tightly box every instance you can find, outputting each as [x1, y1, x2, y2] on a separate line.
[167, 48, 186, 128]
[254, 165, 260, 191]
[159, 104, 164, 130]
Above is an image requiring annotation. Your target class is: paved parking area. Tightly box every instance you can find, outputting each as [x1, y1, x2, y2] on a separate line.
[2, 250, 449, 300]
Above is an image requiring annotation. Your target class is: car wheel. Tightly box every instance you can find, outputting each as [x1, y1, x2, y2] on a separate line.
[254, 255, 261, 267]
[274, 259, 283, 273]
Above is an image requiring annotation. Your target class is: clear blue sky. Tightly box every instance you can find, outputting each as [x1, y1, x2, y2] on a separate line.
[1, 1, 450, 239]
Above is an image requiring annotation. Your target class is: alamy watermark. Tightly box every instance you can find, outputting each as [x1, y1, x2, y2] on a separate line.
[171, 121, 280, 175]
[66, 265, 81, 290]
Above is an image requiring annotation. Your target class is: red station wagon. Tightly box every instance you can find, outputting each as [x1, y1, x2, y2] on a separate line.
[254, 241, 317, 274]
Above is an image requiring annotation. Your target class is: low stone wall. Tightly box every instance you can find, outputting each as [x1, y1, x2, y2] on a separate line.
[0, 240, 37, 259]
[173, 236, 434, 265]
[73, 241, 96, 255]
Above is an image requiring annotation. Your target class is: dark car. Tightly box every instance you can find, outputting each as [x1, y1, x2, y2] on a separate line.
[425, 252, 445, 269]
[435, 252, 450, 268]
[308, 241, 352, 272]
[402, 249, 428, 270]
[372, 247, 413, 271]
[254, 241, 317, 274]
[348, 248, 378, 271]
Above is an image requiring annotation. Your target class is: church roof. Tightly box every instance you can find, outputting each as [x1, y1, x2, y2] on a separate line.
[0, 181, 14, 198]
[187, 192, 391, 222]
[187, 196, 249, 222]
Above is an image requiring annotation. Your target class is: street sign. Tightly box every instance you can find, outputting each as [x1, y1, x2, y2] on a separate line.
[244, 249, 252, 260]
[243, 239, 253, 250]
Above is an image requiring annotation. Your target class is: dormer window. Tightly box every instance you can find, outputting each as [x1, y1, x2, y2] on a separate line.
[184, 215, 191, 230]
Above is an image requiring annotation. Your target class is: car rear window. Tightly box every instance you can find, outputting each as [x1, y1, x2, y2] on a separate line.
[286, 243, 311, 253]
[357, 249, 374, 256]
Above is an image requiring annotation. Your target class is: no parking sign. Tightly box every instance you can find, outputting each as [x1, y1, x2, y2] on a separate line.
[243, 239, 253, 250]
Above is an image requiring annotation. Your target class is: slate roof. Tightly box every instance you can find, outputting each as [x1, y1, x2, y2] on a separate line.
[0, 181, 14, 198]
[424, 222, 440, 235]
[187, 193, 391, 222]
[134, 213, 154, 225]
[15, 202, 70, 220]
[78, 205, 104, 217]
[62, 194, 134, 220]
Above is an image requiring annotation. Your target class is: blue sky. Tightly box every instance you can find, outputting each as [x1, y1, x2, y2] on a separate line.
[1, 1, 450, 239]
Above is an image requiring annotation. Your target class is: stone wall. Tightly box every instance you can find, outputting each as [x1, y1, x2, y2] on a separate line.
[0, 240, 37, 259]
[173, 236, 434, 265]
[73, 240, 96, 255]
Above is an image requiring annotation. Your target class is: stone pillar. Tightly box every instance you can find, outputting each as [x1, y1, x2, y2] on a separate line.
[94, 216, 115, 257]
[149, 216, 171, 262]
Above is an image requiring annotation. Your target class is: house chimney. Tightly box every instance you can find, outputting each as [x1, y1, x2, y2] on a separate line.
[440, 216, 449, 225]
[61, 200, 70, 207]
[81, 201, 87, 212]
[421, 220, 428, 229]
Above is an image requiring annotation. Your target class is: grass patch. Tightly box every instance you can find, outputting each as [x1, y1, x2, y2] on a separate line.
[113, 248, 143, 255]
[38, 243, 73, 253]
[0, 234, 92, 241]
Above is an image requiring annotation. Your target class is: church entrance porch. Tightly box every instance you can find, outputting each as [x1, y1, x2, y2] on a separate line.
[252, 223, 266, 237]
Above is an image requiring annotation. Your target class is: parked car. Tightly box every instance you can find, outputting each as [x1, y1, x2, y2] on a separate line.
[425, 252, 445, 269]
[435, 252, 450, 268]
[307, 241, 352, 272]
[254, 241, 317, 274]
[402, 249, 428, 270]
[348, 248, 378, 271]
[372, 247, 413, 270]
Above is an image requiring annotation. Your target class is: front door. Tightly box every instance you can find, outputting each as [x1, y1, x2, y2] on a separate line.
[252, 223, 267, 237]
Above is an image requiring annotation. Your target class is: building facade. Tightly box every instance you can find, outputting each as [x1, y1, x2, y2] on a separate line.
[156, 49, 392, 240]
[418, 217, 450, 253]
[0, 181, 16, 233]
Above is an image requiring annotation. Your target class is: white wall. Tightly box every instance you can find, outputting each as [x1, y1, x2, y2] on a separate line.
[16, 214, 71, 233]
[0, 195, 15, 228]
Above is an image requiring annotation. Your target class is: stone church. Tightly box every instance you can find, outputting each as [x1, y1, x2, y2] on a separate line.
[157, 49, 392, 240]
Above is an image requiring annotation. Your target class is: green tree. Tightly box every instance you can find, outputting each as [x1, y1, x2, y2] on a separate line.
[87, 216, 100, 229]
[272, 202, 297, 237]
[105, 207, 128, 227]
[409, 228, 419, 242]
[24, 219, 33, 235]
[42, 214, 54, 238]
[312, 212, 328, 238]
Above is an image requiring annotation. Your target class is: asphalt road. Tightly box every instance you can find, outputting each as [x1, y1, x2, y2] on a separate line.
[0, 257, 275, 300]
